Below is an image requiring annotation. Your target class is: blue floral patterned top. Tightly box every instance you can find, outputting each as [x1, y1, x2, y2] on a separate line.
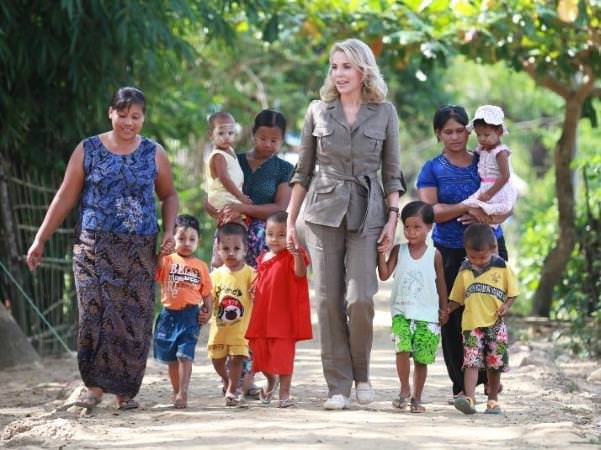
[417, 153, 503, 248]
[237, 153, 293, 205]
[80, 135, 158, 235]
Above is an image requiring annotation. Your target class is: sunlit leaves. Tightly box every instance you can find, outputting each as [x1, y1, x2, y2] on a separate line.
[557, 0, 579, 22]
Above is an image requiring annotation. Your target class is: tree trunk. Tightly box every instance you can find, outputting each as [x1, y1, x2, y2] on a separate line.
[531, 97, 581, 316]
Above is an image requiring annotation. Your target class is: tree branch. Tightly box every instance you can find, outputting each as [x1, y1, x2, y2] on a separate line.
[522, 60, 570, 99]
[575, 65, 597, 103]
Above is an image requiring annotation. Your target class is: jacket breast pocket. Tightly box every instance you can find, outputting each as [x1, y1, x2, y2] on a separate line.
[312, 127, 333, 152]
[363, 129, 385, 152]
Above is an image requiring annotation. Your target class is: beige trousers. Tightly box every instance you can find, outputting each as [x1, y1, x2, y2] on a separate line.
[305, 221, 381, 397]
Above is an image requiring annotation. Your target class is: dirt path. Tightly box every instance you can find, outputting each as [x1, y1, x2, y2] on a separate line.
[2, 285, 601, 449]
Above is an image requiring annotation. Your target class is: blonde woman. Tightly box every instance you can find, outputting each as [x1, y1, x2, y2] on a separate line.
[287, 38, 405, 410]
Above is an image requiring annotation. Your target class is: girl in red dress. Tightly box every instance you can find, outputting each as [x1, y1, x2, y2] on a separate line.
[246, 211, 312, 407]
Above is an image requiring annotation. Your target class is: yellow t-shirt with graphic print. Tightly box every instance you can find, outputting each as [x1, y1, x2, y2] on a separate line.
[449, 255, 519, 331]
[208, 264, 255, 347]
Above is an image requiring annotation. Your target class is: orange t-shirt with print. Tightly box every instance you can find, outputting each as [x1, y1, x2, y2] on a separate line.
[156, 253, 212, 310]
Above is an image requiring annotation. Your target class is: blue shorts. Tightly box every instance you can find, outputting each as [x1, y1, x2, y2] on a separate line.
[153, 305, 200, 363]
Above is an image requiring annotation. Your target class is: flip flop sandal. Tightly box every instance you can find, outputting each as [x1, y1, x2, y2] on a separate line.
[259, 387, 276, 405]
[117, 399, 139, 410]
[225, 392, 240, 407]
[259, 378, 279, 405]
[454, 396, 477, 415]
[277, 397, 295, 408]
[74, 391, 102, 409]
[392, 393, 409, 409]
[484, 400, 502, 415]
[447, 393, 463, 405]
[410, 398, 426, 413]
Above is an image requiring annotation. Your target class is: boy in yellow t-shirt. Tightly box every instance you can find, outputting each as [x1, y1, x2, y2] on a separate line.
[208, 222, 255, 406]
[448, 224, 519, 416]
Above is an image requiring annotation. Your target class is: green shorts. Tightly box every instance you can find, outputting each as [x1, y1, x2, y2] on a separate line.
[392, 314, 441, 365]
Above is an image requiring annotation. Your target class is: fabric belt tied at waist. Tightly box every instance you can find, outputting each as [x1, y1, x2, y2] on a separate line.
[317, 169, 379, 235]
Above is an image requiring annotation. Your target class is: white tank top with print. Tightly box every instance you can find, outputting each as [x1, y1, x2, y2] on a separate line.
[390, 243, 439, 323]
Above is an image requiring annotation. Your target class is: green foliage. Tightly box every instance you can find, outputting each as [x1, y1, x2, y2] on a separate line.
[2, 0, 600, 336]
[0, 1, 191, 168]
[516, 100, 601, 354]
[0, 0, 280, 170]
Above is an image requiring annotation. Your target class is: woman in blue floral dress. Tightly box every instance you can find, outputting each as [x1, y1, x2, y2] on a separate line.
[27, 87, 178, 410]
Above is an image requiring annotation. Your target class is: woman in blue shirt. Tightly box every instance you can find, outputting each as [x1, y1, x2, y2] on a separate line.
[417, 105, 509, 402]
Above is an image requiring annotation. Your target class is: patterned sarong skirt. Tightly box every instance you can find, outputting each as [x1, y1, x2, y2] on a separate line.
[73, 229, 156, 397]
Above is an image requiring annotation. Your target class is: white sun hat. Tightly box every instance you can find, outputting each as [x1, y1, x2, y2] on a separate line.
[467, 104, 508, 135]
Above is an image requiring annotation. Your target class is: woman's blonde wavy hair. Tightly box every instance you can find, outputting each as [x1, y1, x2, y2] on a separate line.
[319, 38, 388, 103]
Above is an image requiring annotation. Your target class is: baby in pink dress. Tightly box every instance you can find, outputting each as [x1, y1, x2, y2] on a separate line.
[463, 105, 517, 218]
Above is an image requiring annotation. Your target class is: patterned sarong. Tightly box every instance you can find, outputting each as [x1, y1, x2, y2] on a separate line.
[73, 229, 156, 397]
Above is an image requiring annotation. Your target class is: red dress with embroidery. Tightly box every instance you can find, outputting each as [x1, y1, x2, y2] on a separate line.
[246, 249, 312, 375]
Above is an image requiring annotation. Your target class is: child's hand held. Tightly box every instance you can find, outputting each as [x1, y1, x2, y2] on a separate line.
[198, 305, 210, 325]
[159, 233, 175, 255]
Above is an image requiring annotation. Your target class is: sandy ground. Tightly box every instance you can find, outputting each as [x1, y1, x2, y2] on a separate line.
[2, 285, 601, 449]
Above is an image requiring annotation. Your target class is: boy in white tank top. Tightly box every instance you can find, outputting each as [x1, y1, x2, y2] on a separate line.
[378, 201, 449, 413]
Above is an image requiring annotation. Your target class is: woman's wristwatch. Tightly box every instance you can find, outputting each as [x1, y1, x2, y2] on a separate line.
[387, 206, 399, 219]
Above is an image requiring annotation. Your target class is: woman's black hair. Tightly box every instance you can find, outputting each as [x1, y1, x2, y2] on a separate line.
[400, 201, 435, 225]
[252, 109, 286, 136]
[110, 86, 146, 113]
[175, 214, 200, 234]
[432, 104, 468, 132]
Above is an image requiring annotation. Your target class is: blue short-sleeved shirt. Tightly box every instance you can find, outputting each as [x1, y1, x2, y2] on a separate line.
[416, 153, 503, 248]
[237, 153, 293, 205]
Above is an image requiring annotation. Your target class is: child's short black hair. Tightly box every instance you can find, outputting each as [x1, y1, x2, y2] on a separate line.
[266, 211, 288, 224]
[463, 224, 497, 250]
[216, 222, 248, 246]
[208, 111, 235, 133]
[400, 201, 434, 225]
[175, 214, 200, 234]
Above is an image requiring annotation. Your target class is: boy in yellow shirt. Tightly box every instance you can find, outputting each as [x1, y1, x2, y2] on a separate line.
[448, 224, 519, 415]
[208, 222, 255, 406]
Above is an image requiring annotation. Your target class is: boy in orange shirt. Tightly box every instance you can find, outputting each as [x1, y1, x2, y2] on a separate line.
[154, 214, 212, 408]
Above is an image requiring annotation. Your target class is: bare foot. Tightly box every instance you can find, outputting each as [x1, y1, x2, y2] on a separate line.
[174, 392, 187, 409]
